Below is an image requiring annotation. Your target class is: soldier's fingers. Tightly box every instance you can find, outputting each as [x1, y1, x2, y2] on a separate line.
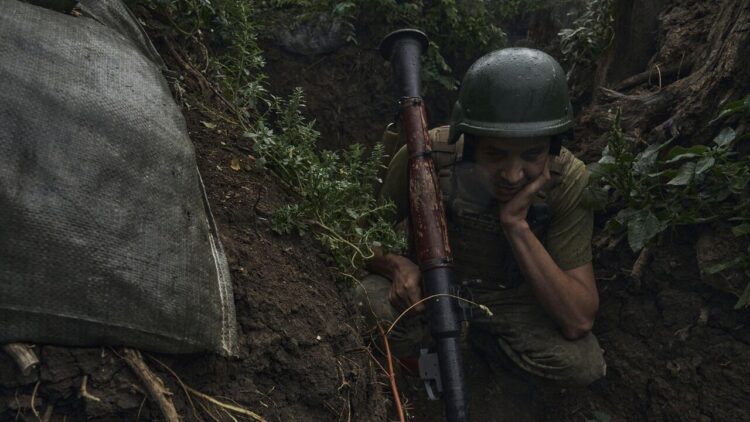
[523, 165, 551, 197]
[406, 283, 425, 312]
[389, 285, 405, 310]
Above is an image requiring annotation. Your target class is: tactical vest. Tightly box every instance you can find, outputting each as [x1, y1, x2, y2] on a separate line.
[426, 126, 562, 291]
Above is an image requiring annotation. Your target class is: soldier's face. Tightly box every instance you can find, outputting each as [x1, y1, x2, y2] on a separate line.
[470, 136, 551, 202]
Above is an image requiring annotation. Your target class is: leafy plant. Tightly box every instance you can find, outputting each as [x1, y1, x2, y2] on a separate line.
[252, 89, 406, 278]
[136, 0, 405, 280]
[211, 1, 268, 120]
[487, 0, 569, 21]
[132, 0, 268, 124]
[585, 106, 750, 307]
[558, 0, 614, 74]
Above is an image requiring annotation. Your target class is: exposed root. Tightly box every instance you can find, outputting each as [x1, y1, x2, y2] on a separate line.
[354, 345, 389, 378]
[2, 343, 39, 376]
[163, 36, 209, 95]
[79, 375, 102, 403]
[147, 354, 268, 422]
[197, 399, 222, 422]
[338, 393, 352, 422]
[41, 404, 53, 422]
[120, 348, 179, 422]
[135, 395, 147, 422]
[614, 63, 686, 91]
[630, 246, 652, 289]
[335, 360, 351, 392]
[162, 36, 242, 121]
[655, 64, 663, 90]
[30, 381, 40, 419]
[185, 386, 267, 422]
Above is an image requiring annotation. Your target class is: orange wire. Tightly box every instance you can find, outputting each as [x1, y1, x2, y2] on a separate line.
[378, 324, 406, 422]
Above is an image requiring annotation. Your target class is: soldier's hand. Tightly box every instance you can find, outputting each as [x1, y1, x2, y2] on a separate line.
[388, 258, 425, 314]
[499, 159, 550, 231]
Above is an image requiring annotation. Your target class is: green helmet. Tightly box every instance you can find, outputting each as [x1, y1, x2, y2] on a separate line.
[448, 48, 573, 144]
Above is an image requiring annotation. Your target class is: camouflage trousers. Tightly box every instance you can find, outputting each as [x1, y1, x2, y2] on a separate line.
[353, 274, 606, 387]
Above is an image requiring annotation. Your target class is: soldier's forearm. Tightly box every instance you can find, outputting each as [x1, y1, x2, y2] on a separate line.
[366, 251, 413, 281]
[502, 222, 598, 339]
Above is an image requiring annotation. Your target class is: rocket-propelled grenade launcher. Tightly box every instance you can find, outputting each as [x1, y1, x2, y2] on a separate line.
[379, 29, 470, 422]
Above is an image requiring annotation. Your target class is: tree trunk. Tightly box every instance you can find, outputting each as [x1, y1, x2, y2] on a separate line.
[594, 0, 667, 90]
[581, 0, 750, 146]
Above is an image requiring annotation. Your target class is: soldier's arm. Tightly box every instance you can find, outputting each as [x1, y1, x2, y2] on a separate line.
[367, 143, 428, 313]
[503, 223, 598, 339]
[366, 250, 425, 313]
[500, 160, 598, 339]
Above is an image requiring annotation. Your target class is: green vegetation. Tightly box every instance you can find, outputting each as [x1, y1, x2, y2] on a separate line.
[261, 0, 507, 91]
[252, 90, 406, 277]
[558, 0, 615, 74]
[133, 0, 406, 279]
[585, 100, 750, 308]
[130, 0, 268, 123]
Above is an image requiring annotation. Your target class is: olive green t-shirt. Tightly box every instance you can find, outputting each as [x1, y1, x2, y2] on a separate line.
[379, 128, 593, 271]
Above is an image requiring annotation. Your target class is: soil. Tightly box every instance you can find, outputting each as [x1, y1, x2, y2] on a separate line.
[395, 233, 750, 422]
[3, 1, 750, 421]
[260, 36, 457, 152]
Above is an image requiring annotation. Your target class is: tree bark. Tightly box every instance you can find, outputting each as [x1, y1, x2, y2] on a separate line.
[585, 0, 750, 145]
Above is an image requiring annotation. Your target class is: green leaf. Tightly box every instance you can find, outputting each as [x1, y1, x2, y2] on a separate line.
[665, 145, 709, 163]
[731, 224, 750, 237]
[627, 209, 667, 251]
[694, 156, 715, 175]
[614, 208, 637, 225]
[582, 186, 608, 210]
[712, 95, 750, 123]
[586, 162, 602, 177]
[713, 127, 736, 147]
[704, 256, 743, 275]
[588, 162, 618, 180]
[598, 155, 616, 165]
[667, 162, 696, 186]
[735, 282, 750, 310]
[633, 142, 663, 175]
[730, 169, 750, 192]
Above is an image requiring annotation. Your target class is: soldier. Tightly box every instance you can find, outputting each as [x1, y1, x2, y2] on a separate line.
[357, 47, 606, 387]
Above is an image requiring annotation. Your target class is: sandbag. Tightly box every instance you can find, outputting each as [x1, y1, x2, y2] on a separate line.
[0, 0, 238, 356]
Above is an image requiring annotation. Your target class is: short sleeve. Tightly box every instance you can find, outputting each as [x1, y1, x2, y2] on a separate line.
[546, 149, 594, 270]
[378, 144, 410, 224]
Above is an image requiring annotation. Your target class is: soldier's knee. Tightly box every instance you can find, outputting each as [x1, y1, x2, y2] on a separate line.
[492, 332, 607, 387]
[352, 273, 396, 322]
[545, 335, 606, 386]
[352, 274, 430, 357]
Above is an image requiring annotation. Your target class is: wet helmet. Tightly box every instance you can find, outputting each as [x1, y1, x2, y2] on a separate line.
[448, 48, 573, 149]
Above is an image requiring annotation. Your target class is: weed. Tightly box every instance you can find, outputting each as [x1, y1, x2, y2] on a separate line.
[252, 89, 406, 278]
[135, 0, 406, 280]
[585, 101, 750, 308]
[558, 0, 614, 75]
